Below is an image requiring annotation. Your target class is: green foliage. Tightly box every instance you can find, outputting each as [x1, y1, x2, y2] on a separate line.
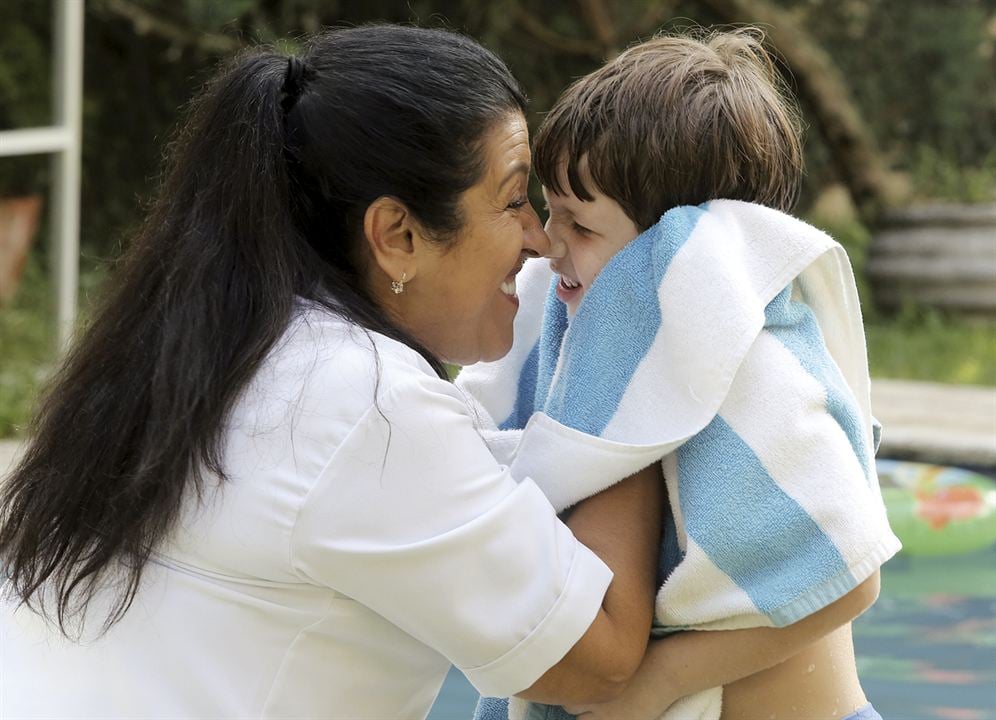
[0, 2, 50, 130]
[0, 255, 54, 438]
[2, 0, 995, 439]
[799, 0, 996, 201]
[866, 309, 996, 387]
[0, 1, 52, 195]
[909, 146, 996, 203]
[0, 253, 108, 438]
[184, 0, 257, 29]
[3, 0, 992, 255]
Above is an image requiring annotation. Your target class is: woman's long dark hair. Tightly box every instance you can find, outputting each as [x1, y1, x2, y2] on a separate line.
[0, 24, 526, 637]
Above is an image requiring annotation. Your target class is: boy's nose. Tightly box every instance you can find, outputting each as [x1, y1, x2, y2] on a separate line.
[542, 218, 567, 259]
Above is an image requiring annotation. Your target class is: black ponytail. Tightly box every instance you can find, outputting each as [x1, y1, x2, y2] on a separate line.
[0, 24, 525, 637]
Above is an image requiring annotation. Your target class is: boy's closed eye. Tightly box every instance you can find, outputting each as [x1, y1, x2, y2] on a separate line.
[547, 208, 596, 237]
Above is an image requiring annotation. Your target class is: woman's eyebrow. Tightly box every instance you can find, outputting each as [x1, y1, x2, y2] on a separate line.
[498, 161, 529, 190]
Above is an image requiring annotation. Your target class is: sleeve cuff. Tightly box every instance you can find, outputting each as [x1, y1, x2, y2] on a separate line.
[460, 534, 613, 698]
[512, 412, 679, 511]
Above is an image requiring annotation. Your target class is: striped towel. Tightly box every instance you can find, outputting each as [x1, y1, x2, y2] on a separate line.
[459, 200, 901, 720]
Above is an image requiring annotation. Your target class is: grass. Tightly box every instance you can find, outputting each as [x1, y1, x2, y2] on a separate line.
[1, 242, 994, 439]
[866, 309, 996, 386]
[0, 251, 106, 438]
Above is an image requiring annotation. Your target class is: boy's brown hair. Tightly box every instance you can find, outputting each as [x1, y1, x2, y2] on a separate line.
[534, 28, 803, 230]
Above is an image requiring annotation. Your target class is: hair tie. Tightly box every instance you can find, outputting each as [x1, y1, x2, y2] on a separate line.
[281, 56, 310, 112]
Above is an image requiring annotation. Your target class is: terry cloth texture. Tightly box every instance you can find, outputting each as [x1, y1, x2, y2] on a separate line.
[843, 704, 885, 720]
[459, 200, 901, 720]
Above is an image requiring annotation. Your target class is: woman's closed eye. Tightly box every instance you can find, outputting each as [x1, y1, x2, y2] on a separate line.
[572, 221, 593, 236]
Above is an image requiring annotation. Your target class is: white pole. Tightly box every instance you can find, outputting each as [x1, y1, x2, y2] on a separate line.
[50, 0, 85, 350]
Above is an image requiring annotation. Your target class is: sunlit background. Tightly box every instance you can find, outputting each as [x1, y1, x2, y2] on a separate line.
[1, 2, 994, 719]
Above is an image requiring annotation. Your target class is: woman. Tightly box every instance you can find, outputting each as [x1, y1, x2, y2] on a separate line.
[0, 25, 661, 718]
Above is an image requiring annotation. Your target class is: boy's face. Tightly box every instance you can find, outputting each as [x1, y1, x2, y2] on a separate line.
[543, 180, 640, 315]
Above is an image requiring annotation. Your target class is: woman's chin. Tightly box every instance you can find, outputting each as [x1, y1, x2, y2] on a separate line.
[457, 332, 513, 367]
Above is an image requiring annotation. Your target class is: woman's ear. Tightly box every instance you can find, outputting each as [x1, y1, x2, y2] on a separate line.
[363, 196, 419, 286]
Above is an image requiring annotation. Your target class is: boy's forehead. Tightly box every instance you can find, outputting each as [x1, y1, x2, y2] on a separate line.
[543, 185, 581, 212]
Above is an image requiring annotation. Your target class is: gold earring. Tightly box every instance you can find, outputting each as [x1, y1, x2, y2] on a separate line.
[390, 271, 407, 295]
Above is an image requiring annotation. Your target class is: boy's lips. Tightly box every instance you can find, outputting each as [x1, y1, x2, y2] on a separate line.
[555, 273, 583, 304]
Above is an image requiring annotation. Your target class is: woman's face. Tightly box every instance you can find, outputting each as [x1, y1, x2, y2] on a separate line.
[391, 114, 551, 365]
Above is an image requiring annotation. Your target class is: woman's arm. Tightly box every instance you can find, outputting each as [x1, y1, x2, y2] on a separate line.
[518, 462, 664, 705]
[564, 569, 880, 719]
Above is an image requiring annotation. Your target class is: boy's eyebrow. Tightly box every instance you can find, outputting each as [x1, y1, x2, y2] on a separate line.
[544, 193, 580, 216]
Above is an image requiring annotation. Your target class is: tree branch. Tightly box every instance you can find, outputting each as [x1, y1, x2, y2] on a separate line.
[510, 2, 601, 59]
[625, 1, 682, 40]
[698, 0, 898, 219]
[578, 0, 619, 58]
[94, 0, 245, 56]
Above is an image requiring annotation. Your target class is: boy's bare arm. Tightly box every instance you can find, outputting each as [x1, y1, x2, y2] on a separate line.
[564, 569, 880, 719]
[518, 463, 663, 705]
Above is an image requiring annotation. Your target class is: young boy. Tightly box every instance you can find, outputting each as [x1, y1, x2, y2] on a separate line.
[461, 29, 899, 720]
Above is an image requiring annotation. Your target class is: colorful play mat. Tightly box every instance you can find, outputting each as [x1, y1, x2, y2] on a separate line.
[877, 459, 996, 557]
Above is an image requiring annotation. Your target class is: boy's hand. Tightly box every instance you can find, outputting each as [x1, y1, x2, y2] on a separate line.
[563, 667, 678, 720]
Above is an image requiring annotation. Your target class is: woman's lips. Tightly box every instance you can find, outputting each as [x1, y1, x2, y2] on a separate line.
[500, 264, 524, 306]
[500, 259, 528, 299]
[500, 267, 521, 298]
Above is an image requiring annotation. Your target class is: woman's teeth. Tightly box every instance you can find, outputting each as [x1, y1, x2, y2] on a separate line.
[500, 278, 517, 297]
[560, 275, 580, 290]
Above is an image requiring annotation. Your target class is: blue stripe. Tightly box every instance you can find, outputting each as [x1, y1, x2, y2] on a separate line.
[499, 340, 540, 430]
[676, 414, 854, 625]
[764, 286, 874, 484]
[534, 277, 569, 410]
[527, 704, 576, 720]
[474, 697, 509, 720]
[658, 508, 685, 588]
[543, 205, 706, 435]
[474, 696, 576, 720]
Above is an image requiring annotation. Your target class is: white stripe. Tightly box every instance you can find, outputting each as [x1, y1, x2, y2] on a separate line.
[719, 330, 894, 570]
[655, 536, 771, 631]
[603, 206, 836, 446]
[604, 212, 758, 443]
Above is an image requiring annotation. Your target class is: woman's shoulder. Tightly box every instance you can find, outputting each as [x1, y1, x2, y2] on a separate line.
[244, 303, 452, 427]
